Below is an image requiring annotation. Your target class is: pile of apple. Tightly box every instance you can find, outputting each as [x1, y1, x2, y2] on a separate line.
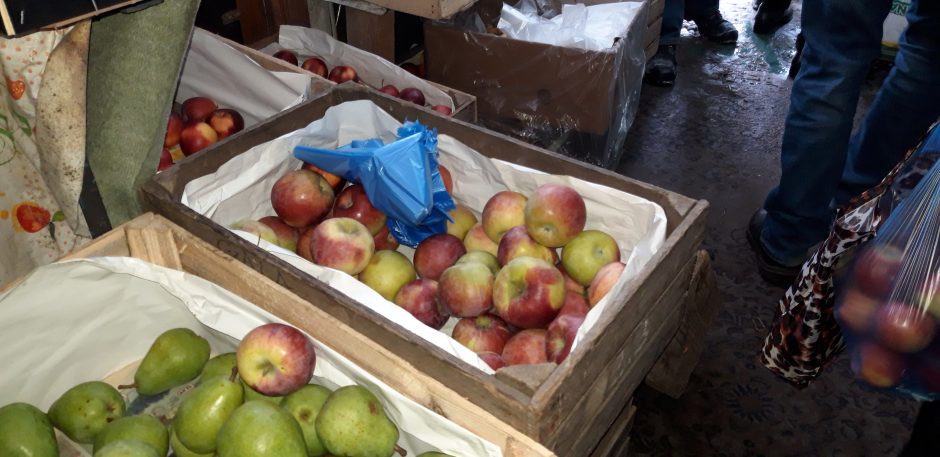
[232, 162, 624, 370]
[0, 323, 453, 457]
[159, 96, 245, 172]
[836, 244, 940, 391]
[272, 49, 452, 116]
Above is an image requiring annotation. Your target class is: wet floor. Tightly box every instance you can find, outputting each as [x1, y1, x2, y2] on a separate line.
[618, 1, 919, 456]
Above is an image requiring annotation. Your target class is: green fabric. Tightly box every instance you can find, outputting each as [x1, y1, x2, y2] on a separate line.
[86, 0, 200, 226]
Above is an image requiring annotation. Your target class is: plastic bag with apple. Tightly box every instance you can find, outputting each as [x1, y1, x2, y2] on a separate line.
[835, 155, 940, 398]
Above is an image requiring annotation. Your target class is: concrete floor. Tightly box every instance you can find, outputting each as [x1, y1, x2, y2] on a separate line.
[619, 1, 920, 456]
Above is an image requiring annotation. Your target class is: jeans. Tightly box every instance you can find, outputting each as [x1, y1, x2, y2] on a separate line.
[761, 0, 940, 266]
[661, 0, 721, 46]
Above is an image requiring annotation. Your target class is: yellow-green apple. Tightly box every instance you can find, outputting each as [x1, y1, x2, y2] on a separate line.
[587, 261, 625, 306]
[497, 225, 557, 266]
[562, 230, 621, 286]
[456, 251, 500, 275]
[328, 65, 357, 83]
[852, 342, 906, 388]
[182, 96, 218, 122]
[359, 250, 416, 301]
[464, 223, 499, 256]
[258, 216, 299, 251]
[373, 225, 399, 251]
[208, 108, 244, 139]
[524, 184, 586, 248]
[452, 314, 511, 353]
[414, 233, 466, 280]
[237, 323, 316, 396]
[925, 276, 940, 322]
[271, 169, 335, 228]
[875, 301, 935, 353]
[164, 112, 183, 148]
[439, 165, 454, 194]
[273, 49, 299, 66]
[446, 205, 478, 240]
[546, 313, 585, 364]
[297, 226, 317, 261]
[331, 184, 386, 235]
[309, 217, 374, 275]
[394, 278, 447, 329]
[439, 262, 494, 317]
[301, 57, 328, 77]
[558, 291, 589, 318]
[482, 191, 528, 242]
[835, 288, 880, 334]
[231, 219, 278, 245]
[493, 256, 566, 328]
[180, 121, 219, 156]
[556, 262, 586, 295]
[478, 352, 506, 370]
[302, 162, 346, 193]
[501, 329, 549, 366]
[853, 245, 903, 298]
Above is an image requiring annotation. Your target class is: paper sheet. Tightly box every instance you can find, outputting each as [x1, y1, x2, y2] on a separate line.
[181, 100, 667, 373]
[0, 258, 501, 457]
[497, 0, 643, 51]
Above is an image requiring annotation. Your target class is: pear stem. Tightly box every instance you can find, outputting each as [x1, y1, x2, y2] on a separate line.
[394, 444, 407, 456]
[117, 383, 136, 390]
[230, 366, 239, 383]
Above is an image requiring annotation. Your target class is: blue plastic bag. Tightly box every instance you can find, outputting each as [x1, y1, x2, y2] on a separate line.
[293, 121, 455, 247]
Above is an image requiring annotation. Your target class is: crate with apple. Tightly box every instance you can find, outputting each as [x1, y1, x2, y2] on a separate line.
[140, 85, 714, 455]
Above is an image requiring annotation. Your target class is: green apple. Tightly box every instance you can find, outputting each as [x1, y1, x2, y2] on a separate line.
[359, 250, 417, 301]
[561, 230, 620, 286]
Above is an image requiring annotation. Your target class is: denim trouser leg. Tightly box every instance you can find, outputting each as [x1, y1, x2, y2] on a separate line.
[661, 0, 722, 46]
[836, 0, 940, 204]
[761, 0, 892, 266]
[686, 0, 721, 20]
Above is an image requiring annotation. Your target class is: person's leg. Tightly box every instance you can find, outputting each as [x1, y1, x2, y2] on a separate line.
[758, 0, 892, 271]
[686, 0, 738, 44]
[660, 0, 684, 47]
[836, 0, 940, 203]
[900, 401, 940, 457]
[644, 0, 683, 87]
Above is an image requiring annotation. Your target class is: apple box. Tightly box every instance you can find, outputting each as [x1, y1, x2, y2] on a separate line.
[140, 84, 717, 455]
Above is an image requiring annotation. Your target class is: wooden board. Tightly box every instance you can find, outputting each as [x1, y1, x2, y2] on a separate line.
[1, 0, 143, 36]
[356, 0, 477, 19]
[139, 84, 712, 454]
[590, 400, 637, 457]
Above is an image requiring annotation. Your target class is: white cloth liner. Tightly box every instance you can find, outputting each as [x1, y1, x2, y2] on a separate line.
[181, 100, 667, 374]
[497, 0, 643, 51]
[0, 258, 502, 457]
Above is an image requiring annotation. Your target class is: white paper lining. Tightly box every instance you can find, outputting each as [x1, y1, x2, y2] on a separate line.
[498, 0, 644, 51]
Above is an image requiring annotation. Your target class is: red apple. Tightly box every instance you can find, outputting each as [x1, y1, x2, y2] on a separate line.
[373, 225, 399, 251]
[853, 245, 903, 298]
[478, 352, 506, 370]
[587, 261, 625, 307]
[331, 184, 386, 235]
[836, 288, 880, 334]
[852, 342, 906, 388]
[273, 49, 299, 66]
[446, 205, 478, 240]
[301, 57, 328, 77]
[452, 314, 511, 354]
[432, 105, 453, 116]
[556, 262, 586, 296]
[379, 84, 400, 97]
[271, 169, 335, 228]
[302, 162, 346, 193]
[399, 87, 426, 106]
[182, 96, 218, 122]
[258, 216, 299, 251]
[414, 233, 466, 280]
[400, 62, 422, 77]
[923, 273, 940, 322]
[208, 108, 244, 139]
[558, 291, 589, 318]
[464, 223, 499, 257]
[493, 256, 565, 329]
[359, 250, 416, 301]
[482, 191, 528, 243]
[439, 262, 494, 317]
[439, 165, 454, 194]
[502, 329, 549, 366]
[296, 225, 317, 261]
[394, 278, 448, 329]
[328, 65, 357, 84]
[875, 301, 936, 353]
[561, 230, 621, 286]
[237, 323, 316, 396]
[179, 121, 219, 156]
[497, 225, 557, 266]
[524, 184, 586, 248]
[164, 112, 183, 148]
[456, 251, 500, 275]
[158, 147, 173, 172]
[546, 313, 585, 364]
[309, 217, 375, 275]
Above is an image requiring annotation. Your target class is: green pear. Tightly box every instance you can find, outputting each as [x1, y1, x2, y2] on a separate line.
[242, 380, 283, 404]
[134, 328, 210, 396]
[199, 353, 237, 382]
[316, 386, 399, 457]
[216, 401, 306, 457]
[417, 453, 454, 457]
[94, 439, 160, 457]
[94, 415, 168, 457]
[0, 402, 58, 457]
[170, 429, 213, 457]
[281, 385, 332, 456]
[48, 381, 126, 443]
[173, 374, 244, 453]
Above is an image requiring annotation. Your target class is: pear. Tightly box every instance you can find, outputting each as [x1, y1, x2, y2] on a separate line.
[316, 386, 399, 457]
[170, 429, 213, 457]
[216, 401, 307, 457]
[281, 384, 332, 456]
[242, 379, 283, 404]
[199, 352, 236, 382]
[94, 415, 168, 457]
[134, 328, 210, 396]
[0, 402, 58, 457]
[48, 381, 126, 443]
[417, 453, 454, 457]
[94, 439, 160, 457]
[173, 373, 244, 453]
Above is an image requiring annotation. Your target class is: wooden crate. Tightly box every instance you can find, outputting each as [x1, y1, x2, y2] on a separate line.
[1, 0, 143, 36]
[140, 84, 712, 455]
[11, 212, 553, 457]
[363, 0, 477, 19]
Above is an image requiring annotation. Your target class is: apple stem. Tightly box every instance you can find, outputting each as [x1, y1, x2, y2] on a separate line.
[394, 444, 407, 456]
[230, 366, 239, 383]
[117, 383, 136, 390]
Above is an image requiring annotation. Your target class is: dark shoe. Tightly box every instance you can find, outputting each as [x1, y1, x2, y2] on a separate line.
[754, 2, 793, 34]
[746, 209, 802, 287]
[692, 11, 738, 45]
[644, 45, 677, 87]
[788, 32, 804, 79]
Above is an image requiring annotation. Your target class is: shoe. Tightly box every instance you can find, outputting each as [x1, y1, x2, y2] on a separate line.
[746, 209, 802, 287]
[754, 1, 793, 34]
[691, 11, 738, 45]
[644, 45, 677, 87]
[788, 32, 804, 79]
